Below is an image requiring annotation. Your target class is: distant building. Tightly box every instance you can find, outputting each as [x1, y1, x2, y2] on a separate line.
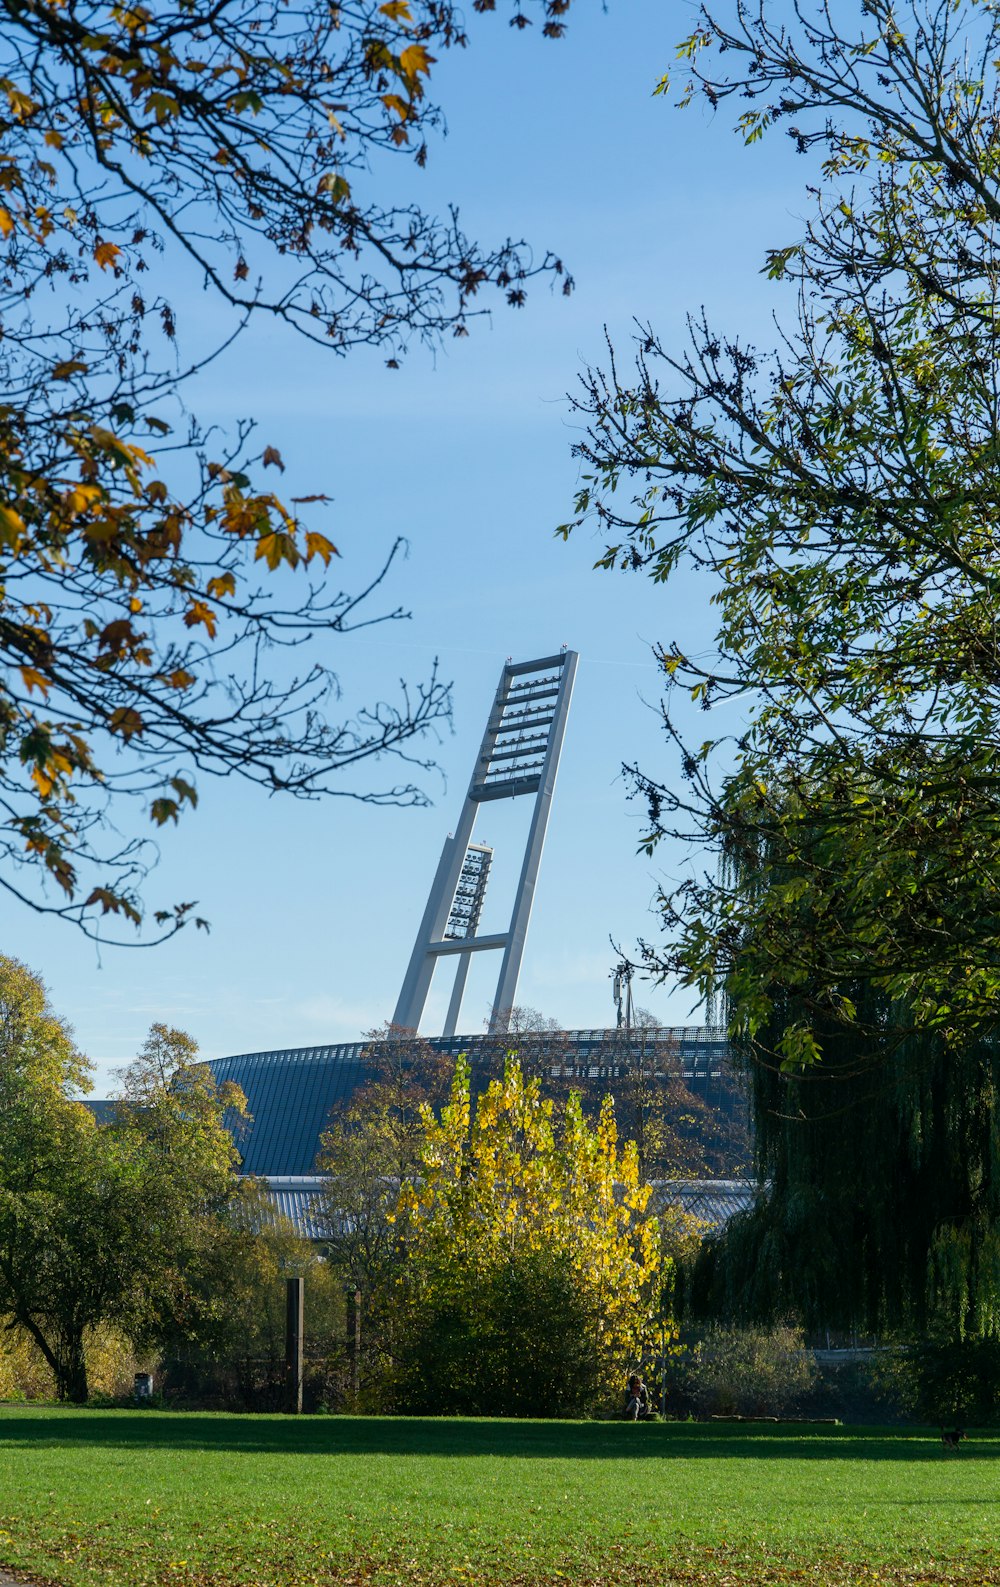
[202, 1025, 741, 1177]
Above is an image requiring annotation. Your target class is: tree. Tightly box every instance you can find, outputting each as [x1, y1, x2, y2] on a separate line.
[0, 981, 255, 1402]
[394, 1055, 664, 1415]
[561, 0, 1000, 1063]
[691, 997, 1000, 1343]
[0, 0, 575, 939]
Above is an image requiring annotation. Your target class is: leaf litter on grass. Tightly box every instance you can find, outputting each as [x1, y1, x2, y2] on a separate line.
[3, 1544, 1000, 1587]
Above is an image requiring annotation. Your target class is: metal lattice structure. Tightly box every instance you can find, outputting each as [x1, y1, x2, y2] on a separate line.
[393, 650, 578, 1037]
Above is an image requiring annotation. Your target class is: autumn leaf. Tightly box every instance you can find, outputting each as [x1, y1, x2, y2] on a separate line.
[0, 209, 13, 238]
[93, 241, 122, 270]
[184, 600, 218, 638]
[50, 359, 88, 381]
[0, 504, 25, 545]
[18, 668, 50, 698]
[305, 530, 339, 564]
[255, 531, 299, 570]
[206, 571, 236, 599]
[262, 445, 284, 471]
[109, 707, 144, 740]
[399, 43, 434, 81]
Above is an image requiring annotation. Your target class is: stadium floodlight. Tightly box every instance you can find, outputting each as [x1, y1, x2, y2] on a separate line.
[392, 649, 578, 1037]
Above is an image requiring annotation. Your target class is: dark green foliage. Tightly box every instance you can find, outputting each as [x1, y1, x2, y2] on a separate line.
[395, 1246, 605, 1417]
[695, 994, 1000, 1342]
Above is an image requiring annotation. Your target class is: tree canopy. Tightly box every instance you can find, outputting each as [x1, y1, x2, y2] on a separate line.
[394, 1055, 664, 1414]
[557, 0, 1000, 1344]
[0, 969, 257, 1402]
[0, 0, 575, 940]
[562, 0, 1000, 1063]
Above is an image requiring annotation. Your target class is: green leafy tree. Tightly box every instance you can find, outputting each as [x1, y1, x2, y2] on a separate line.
[562, 0, 1000, 1061]
[0, 0, 575, 938]
[0, 977, 251, 1402]
[558, 0, 1000, 1342]
[394, 1056, 665, 1415]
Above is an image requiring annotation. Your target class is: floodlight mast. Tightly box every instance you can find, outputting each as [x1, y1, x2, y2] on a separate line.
[392, 649, 578, 1037]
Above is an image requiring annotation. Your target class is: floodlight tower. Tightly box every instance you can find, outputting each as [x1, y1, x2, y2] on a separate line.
[392, 649, 578, 1037]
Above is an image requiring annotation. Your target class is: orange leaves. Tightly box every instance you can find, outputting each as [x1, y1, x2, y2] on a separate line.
[93, 240, 122, 270]
[167, 668, 196, 690]
[0, 209, 13, 238]
[184, 600, 218, 638]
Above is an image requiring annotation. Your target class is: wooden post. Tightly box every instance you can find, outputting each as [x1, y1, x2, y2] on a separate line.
[285, 1276, 304, 1414]
[346, 1286, 361, 1398]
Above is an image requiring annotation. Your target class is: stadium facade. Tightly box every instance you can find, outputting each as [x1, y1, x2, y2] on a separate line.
[206, 1025, 736, 1177]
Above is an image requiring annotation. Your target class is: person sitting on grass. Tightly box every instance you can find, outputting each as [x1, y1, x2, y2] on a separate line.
[624, 1373, 650, 1421]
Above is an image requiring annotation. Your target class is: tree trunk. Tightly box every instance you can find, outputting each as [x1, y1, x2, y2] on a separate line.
[56, 1326, 88, 1404]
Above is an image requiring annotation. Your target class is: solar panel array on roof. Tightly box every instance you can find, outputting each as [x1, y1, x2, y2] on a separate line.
[206, 1028, 736, 1177]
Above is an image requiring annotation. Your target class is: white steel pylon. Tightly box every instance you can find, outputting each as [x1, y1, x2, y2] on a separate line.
[392, 649, 578, 1037]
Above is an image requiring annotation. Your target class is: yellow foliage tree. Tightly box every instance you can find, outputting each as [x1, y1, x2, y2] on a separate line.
[394, 1056, 666, 1416]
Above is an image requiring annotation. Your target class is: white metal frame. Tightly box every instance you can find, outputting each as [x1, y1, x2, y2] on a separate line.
[392, 649, 578, 1036]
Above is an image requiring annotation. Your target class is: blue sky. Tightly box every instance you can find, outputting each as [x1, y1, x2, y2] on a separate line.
[6, 0, 814, 1092]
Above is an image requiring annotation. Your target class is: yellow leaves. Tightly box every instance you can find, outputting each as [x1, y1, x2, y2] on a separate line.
[18, 666, 50, 698]
[382, 93, 411, 123]
[19, 667, 50, 699]
[44, 128, 63, 149]
[398, 43, 433, 83]
[206, 571, 236, 600]
[304, 531, 338, 564]
[167, 668, 195, 690]
[0, 209, 13, 238]
[0, 503, 25, 547]
[51, 358, 88, 381]
[93, 240, 122, 270]
[4, 85, 38, 122]
[255, 530, 298, 571]
[183, 600, 218, 638]
[379, 0, 412, 17]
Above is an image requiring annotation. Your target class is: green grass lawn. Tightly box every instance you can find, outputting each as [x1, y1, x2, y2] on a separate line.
[0, 1411, 997, 1587]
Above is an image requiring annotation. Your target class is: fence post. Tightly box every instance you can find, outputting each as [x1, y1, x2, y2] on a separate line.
[285, 1275, 304, 1414]
[346, 1286, 361, 1398]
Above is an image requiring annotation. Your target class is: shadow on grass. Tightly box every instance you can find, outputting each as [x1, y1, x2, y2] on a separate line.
[0, 1412, 994, 1463]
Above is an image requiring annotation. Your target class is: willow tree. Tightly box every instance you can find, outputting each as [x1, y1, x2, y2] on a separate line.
[560, 0, 1000, 1339]
[0, 0, 574, 939]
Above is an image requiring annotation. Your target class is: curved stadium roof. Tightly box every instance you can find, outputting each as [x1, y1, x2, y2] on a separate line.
[206, 1027, 733, 1177]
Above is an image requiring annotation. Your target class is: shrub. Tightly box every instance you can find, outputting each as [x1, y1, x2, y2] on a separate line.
[674, 1324, 818, 1418]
